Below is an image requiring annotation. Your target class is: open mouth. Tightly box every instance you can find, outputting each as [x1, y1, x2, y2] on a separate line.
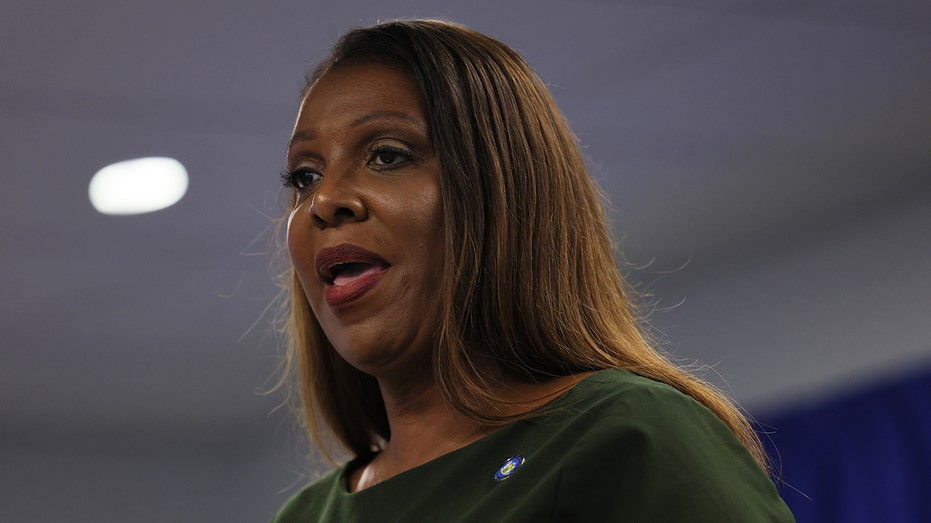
[330, 262, 388, 286]
[315, 244, 391, 306]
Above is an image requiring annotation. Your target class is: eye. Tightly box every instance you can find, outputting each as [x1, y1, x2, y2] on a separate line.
[369, 144, 414, 168]
[280, 167, 322, 190]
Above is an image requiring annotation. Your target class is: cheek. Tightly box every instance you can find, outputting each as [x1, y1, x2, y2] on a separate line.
[285, 204, 317, 290]
[285, 206, 301, 258]
[411, 183, 444, 243]
[428, 199, 445, 254]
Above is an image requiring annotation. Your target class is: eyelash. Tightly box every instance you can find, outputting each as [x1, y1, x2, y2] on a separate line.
[280, 167, 322, 190]
[280, 144, 415, 190]
[368, 144, 414, 167]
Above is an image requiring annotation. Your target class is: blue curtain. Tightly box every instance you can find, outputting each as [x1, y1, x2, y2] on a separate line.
[760, 365, 931, 523]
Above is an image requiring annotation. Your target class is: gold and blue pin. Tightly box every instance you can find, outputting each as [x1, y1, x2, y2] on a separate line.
[494, 455, 525, 482]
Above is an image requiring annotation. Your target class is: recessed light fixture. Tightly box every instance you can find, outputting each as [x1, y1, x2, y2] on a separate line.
[89, 157, 189, 215]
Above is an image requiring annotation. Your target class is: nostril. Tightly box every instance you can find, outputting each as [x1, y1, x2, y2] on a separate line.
[308, 185, 367, 228]
[334, 207, 357, 219]
[312, 213, 329, 229]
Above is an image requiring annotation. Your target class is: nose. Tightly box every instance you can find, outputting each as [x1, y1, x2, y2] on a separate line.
[308, 169, 368, 229]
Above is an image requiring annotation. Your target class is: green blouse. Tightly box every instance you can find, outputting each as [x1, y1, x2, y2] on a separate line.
[272, 369, 795, 522]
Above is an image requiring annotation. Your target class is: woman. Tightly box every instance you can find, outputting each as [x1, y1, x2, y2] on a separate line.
[272, 19, 794, 522]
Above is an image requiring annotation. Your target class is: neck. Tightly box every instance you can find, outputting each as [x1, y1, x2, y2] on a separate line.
[351, 374, 489, 492]
[349, 370, 595, 492]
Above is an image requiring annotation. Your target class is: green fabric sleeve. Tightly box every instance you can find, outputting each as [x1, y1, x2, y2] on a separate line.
[551, 380, 793, 522]
[269, 370, 796, 522]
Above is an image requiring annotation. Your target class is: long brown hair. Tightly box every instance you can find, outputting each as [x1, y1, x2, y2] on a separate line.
[277, 19, 769, 473]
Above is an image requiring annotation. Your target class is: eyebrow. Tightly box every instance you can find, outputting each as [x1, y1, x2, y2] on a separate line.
[287, 110, 426, 150]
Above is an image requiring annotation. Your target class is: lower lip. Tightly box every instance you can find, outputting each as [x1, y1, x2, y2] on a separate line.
[324, 270, 386, 307]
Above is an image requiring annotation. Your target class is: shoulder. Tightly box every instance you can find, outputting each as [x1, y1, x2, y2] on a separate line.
[553, 368, 749, 466]
[269, 466, 344, 523]
[556, 368, 724, 432]
[546, 369, 795, 522]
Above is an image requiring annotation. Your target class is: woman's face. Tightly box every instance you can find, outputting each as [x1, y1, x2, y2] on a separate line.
[285, 62, 444, 380]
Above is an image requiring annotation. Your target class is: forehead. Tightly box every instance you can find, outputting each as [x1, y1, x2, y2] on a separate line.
[295, 62, 427, 130]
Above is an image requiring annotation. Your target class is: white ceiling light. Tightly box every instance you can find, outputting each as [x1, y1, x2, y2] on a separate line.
[89, 157, 189, 215]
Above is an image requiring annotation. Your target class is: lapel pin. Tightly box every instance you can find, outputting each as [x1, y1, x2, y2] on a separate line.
[494, 455, 525, 482]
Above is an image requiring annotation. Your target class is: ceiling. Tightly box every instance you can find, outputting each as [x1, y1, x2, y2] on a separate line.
[2, 0, 930, 453]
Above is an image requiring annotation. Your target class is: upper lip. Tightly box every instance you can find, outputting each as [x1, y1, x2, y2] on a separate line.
[314, 243, 390, 283]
